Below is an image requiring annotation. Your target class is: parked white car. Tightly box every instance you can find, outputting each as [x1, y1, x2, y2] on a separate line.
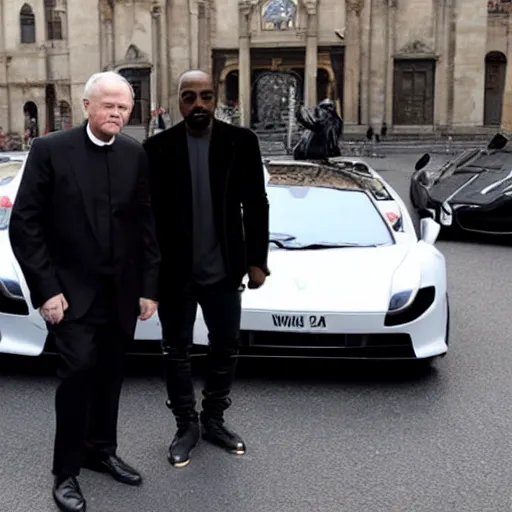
[0, 153, 449, 361]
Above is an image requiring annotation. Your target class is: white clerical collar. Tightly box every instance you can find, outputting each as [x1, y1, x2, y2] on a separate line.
[86, 122, 115, 146]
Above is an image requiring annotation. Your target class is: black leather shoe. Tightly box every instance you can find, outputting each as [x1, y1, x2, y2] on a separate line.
[83, 454, 142, 486]
[168, 422, 200, 468]
[52, 475, 86, 512]
[201, 420, 246, 455]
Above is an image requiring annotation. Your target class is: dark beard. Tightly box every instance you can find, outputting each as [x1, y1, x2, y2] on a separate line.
[184, 110, 212, 131]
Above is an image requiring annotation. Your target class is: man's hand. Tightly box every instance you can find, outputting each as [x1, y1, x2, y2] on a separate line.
[247, 266, 267, 289]
[39, 293, 68, 325]
[139, 298, 157, 320]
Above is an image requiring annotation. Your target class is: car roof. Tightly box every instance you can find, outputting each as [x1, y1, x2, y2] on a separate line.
[264, 159, 390, 198]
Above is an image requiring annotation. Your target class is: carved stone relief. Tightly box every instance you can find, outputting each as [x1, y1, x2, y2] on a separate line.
[99, 0, 113, 21]
[398, 40, 435, 56]
[346, 0, 364, 15]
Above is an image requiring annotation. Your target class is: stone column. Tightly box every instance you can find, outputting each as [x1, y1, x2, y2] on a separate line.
[151, 4, 161, 110]
[304, 1, 318, 107]
[238, 1, 252, 127]
[501, 12, 512, 135]
[343, 0, 364, 125]
[359, 0, 371, 125]
[197, 1, 209, 70]
[451, 0, 487, 127]
[6, 57, 12, 132]
[159, 4, 169, 110]
[384, 0, 396, 126]
[433, 0, 448, 128]
[188, 0, 199, 68]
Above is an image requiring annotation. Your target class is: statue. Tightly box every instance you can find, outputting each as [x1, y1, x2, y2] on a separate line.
[293, 99, 344, 160]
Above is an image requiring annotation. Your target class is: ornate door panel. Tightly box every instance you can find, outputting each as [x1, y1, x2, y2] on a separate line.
[393, 59, 435, 125]
[251, 70, 301, 130]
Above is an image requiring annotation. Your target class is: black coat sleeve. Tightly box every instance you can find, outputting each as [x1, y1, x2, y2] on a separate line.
[135, 148, 161, 301]
[142, 139, 166, 254]
[8, 137, 61, 309]
[240, 129, 270, 274]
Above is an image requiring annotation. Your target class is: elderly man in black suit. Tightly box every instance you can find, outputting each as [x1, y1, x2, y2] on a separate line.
[143, 70, 270, 469]
[9, 71, 161, 512]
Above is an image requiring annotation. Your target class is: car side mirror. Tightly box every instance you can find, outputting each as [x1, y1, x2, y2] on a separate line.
[487, 133, 508, 150]
[415, 153, 431, 171]
[420, 217, 440, 245]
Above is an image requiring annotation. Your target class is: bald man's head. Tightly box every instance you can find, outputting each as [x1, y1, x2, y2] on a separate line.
[178, 69, 215, 133]
[178, 70, 212, 92]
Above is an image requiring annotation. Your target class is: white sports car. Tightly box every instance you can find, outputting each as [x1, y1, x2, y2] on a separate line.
[0, 153, 449, 361]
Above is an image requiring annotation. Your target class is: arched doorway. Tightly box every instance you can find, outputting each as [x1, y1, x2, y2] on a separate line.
[317, 68, 332, 103]
[56, 100, 72, 130]
[484, 51, 507, 126]
[118, 67, 151, 126]
[23, 101, 39, 137]
[225, 70, 239, 107]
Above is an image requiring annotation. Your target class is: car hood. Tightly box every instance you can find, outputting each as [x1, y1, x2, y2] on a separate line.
[243, 244, 413, 313]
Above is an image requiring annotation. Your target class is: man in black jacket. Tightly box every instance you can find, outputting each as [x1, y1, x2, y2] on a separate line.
[9, 71, 161, 512]
[143, 70, 269, 468]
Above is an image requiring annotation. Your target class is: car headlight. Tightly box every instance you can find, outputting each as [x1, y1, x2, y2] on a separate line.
[0, 278, 24, 299]
[389, 254, 421, 313]
[388, 289, 417, 313]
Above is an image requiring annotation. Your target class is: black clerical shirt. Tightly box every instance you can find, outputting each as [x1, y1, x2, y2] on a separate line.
[84, 126, 114, 275]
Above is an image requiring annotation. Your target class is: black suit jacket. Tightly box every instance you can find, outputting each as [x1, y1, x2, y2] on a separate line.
[9, 124, 161, 334]
[142, 119, 269, 296]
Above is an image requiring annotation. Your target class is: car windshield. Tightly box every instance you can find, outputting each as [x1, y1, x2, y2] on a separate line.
[0, 160, 23, 186]
[268, 185, 394, 249]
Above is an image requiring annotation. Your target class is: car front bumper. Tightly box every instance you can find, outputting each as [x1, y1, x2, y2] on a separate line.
[236, 291, 448, 360]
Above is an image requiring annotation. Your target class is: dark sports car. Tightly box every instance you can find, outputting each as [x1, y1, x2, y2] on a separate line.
[410, 134, 512, 235]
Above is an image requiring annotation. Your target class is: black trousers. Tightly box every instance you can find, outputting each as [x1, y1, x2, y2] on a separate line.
[48, 280, 128, 477]
[158, 279, 242, 425]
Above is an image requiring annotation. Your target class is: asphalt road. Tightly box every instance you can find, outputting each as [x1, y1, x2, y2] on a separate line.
[1, 153, 512, 512]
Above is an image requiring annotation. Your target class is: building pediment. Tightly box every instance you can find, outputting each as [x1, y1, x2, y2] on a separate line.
[109, 44, 152, 72]
[395, 40, 438, 60]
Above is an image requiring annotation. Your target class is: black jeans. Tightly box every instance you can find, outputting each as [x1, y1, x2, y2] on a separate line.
[158, 279, 242, 425]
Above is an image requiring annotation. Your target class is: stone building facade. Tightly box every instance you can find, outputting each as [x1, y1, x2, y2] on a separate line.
[0, 0, 511, 137]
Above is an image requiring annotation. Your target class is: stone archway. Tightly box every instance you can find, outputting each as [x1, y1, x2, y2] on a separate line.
[23, 101, 39, 137]
[56, 100, 72, 130]
[484, 51, 507, 126]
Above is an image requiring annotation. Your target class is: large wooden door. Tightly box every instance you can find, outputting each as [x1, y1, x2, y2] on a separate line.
[484, 52, 507, 126]
[393, 59, 435, 125]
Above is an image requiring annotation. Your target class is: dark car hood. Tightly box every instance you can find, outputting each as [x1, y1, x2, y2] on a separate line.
[429, 149, 512, 205]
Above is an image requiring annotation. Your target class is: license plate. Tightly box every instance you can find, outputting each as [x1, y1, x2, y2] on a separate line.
[271, 314, 327, 329]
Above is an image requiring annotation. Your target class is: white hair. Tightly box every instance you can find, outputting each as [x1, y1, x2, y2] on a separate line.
[83, 71, 135, 101]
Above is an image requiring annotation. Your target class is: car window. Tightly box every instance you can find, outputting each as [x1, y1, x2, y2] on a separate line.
[0, 160, 23, 186]
[268, 185, 394, 247]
